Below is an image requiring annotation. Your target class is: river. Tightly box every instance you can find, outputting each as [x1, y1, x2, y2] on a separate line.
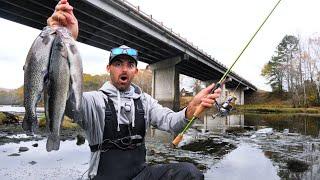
[1, 106, 320, 180]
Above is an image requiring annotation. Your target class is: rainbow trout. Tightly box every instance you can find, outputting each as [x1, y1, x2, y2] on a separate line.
[45, 27, 83, 151]
[23, 26, 56, 134]
[45, 28, 70, 152]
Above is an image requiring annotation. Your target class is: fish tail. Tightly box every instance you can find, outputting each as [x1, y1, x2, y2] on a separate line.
[46, 134, 60, 152]
[22, 115, 37, 135]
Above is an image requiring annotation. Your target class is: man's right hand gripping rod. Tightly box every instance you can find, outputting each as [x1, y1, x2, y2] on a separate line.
[172, 82, 221, 146]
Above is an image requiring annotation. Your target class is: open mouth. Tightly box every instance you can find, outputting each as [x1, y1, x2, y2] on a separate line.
[119, 75, 128, 83]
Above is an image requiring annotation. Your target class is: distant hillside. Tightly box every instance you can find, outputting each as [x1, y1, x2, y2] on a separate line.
[245, 90, 290, 106]
[0, 69, 152, 105]
[0, 88, 11, 92]
[0, 88, 22, 105]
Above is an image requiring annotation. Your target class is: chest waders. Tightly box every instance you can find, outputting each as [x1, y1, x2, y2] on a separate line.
[90, 91, 146, 180]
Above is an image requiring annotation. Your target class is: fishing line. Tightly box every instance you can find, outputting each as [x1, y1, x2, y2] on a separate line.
[172, 0, 283, 146]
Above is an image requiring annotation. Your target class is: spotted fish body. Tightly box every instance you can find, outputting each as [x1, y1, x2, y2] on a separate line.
[23, 27, 56, 134]
[61, 27, 83, 120]
[45, 29, 70, 152]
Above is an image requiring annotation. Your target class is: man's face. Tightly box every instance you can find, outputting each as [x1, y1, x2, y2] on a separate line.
[107, 55, 138, 91]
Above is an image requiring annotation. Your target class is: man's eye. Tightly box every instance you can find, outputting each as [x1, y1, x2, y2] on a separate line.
[129, 63, 135, 68]
[114, 62, 122, 67]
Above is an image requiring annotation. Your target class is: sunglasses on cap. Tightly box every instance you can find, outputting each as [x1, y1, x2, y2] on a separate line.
[110, 47, 138, 57]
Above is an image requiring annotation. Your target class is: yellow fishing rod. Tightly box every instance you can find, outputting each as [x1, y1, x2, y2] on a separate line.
[172, 0, 283, 146]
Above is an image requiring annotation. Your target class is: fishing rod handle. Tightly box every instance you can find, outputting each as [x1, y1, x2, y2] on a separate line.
[172, 134, 183, 147]
[193, 82, 221, 117]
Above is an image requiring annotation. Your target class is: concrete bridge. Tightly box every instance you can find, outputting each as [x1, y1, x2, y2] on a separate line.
[0, 0, 257, 110]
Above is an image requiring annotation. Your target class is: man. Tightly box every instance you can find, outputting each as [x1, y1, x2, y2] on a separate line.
[48, 0, 222, 179]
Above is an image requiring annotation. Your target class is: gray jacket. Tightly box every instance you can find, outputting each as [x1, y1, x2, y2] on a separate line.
[67, 81, 188, 178]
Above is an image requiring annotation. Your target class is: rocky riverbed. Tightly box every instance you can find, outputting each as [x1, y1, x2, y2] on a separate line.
[1, 111, 320, 179]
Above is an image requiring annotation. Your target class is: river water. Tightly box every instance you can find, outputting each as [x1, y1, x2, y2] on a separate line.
[1, 107, 320, 180]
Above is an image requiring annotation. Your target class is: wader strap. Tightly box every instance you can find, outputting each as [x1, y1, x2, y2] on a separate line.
[89, 90, 146, 152]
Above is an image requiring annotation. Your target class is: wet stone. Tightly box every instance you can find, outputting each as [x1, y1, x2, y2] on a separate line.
[76, 134, 85, 145]
[19, 147, 29, 152]
[28, 161, 37, 165]
[181, 138, 237, 156]
[32, 143, 38, 147]
[226, 127, 247, 135]
[146, 149, 155, 156]
[8, 153, 20, 156]
[287, 159, 309, 172]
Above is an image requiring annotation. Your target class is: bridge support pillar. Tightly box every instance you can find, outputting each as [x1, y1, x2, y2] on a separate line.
[150, 56, 181, 111]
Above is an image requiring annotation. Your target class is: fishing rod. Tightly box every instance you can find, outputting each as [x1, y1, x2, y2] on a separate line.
[172, 0, 283, 146]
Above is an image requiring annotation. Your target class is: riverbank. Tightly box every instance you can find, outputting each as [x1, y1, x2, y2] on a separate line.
[235, 105, 320, 114]
[1, 110, 320, 179]
[0, 112, 84, 146]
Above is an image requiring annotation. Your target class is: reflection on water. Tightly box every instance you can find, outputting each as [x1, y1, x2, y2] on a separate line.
[199, 113, 320, 137]
[1, 112, 320, 179]
[0, 105, 44, 114]
[0, 139, 89, 180]
[206, 144, 280, 180]
[148, 113, 320, 180]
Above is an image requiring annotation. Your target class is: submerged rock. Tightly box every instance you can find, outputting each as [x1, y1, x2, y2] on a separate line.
[226, 127, 247, 135]
[287, 159, 309, 172]
[28, 161, 37, 165]
[8, 153, 20, 156]
[250, 128, 273, 138]
[76, 134, 85, 145]
[19, 147, 29, 152]
[181, 138, 236, 156]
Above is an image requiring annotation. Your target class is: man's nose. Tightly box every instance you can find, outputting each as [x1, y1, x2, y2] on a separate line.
[121, 64, 129, 71]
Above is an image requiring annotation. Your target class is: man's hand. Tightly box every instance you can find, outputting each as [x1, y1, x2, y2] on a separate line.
[47, 0, 79, 39]
[186, 83, 221, 119]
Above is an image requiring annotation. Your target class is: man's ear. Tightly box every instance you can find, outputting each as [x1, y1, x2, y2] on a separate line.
[107, 64, 110, 72]
[134, 68, 139, 75]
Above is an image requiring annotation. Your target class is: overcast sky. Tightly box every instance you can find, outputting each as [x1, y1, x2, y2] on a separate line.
[1, 0, 320, 90]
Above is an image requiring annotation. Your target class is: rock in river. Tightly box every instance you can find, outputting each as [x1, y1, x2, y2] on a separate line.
[19, 146, 29, 152]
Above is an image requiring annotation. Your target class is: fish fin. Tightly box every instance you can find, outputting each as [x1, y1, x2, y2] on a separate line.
[46, 134, 60, 152]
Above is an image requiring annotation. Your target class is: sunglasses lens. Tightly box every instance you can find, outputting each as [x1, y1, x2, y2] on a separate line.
[126, 49, 137, 56]
[111, 48, 123, 55]
[111, 47, 138, 59]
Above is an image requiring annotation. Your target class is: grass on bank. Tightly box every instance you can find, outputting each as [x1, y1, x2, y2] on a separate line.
[180, 96, 320, 114]
[236, 104, 320, 114]
[0, 112, 6, 125]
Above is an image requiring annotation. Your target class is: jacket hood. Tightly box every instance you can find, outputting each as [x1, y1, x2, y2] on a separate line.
[99, 81, 142, 99]
[99, 81, 143, 131]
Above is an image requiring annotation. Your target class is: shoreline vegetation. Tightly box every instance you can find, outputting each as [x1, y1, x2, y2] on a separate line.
[0, 112, 80, 129]
[235, 105, 320, 114]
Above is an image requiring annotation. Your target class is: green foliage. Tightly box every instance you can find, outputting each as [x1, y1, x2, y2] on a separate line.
[0, 70, 152, 106]
[261, 35, 299, 92]
[132, 69, 152, 94]
[0, 112, 6, 125]
[38, 115, 46, 128]
[83, 73, 109, 91]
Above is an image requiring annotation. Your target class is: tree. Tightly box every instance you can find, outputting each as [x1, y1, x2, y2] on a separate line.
[262, 35, 299, 94]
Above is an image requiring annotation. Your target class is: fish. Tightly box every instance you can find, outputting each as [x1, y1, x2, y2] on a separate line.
[23, 26, 56, 134]
[45, 28, 70, 152]
[61, 27, 83, 121]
